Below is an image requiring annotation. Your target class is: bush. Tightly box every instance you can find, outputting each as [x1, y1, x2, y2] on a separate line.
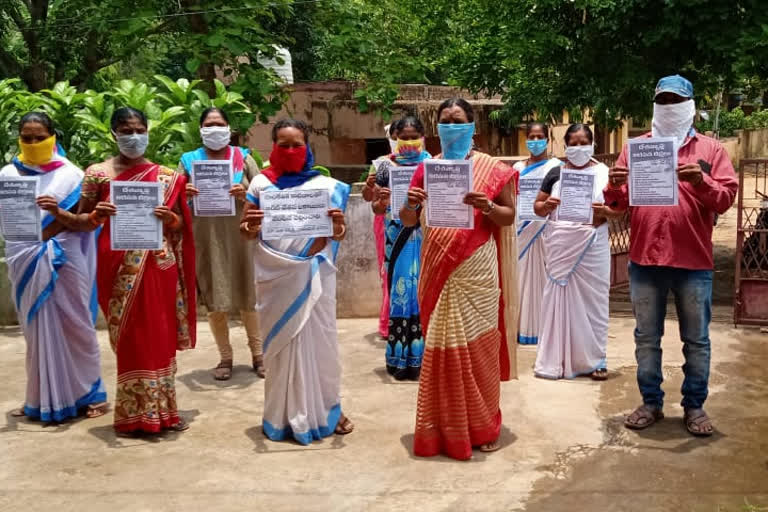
[696, 107, 768, 137]
[0, 76, 259, 169]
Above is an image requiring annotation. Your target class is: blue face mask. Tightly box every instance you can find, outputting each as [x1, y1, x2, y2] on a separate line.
[526, 139, 548, 156]
[438, 123, 475, 160]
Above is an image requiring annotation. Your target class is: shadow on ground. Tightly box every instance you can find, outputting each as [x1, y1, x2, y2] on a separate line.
[86, 409, 201, 448]
[398, 425, 519, 464]
[518, 330, 768, 512]
[177, 365, 261, 392]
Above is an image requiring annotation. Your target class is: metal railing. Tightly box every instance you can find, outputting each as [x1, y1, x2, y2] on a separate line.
[734, 158, 768, 325]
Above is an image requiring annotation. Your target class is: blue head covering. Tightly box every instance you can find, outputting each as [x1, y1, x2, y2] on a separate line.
[271, 144, 320, 190]
[655, 75, 694, 99]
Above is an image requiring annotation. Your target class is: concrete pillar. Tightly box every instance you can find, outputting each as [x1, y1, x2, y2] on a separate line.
[335, 185, 381, 318]
[0, 238, 19, 326]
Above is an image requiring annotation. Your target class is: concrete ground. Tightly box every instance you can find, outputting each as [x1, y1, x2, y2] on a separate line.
[1, 312, 767, 512]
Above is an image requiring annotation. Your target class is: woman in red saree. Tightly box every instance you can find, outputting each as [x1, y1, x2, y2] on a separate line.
[400, 98, 518, 460]
[75, 107, 196, 434]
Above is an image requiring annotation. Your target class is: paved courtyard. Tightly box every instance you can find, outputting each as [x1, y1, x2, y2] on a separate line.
[1, 311, 766, 512]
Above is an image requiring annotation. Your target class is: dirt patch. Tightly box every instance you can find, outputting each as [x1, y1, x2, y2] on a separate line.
[519, 328, 768, 512]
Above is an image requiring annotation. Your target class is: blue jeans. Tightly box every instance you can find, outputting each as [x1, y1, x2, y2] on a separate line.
[629, 263, 713, 410]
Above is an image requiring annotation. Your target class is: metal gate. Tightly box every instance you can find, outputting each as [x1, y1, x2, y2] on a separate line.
[594, 153, 631, 289]
[734, 158, 768, 326]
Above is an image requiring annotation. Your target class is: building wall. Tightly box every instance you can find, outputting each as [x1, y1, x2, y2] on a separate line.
[245, 81, 629, 167]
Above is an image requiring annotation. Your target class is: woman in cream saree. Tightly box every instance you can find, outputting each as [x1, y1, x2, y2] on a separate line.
[400, 99, 518, 460]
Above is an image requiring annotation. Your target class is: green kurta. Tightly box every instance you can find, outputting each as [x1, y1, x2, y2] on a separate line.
[177, 153, 260, 313]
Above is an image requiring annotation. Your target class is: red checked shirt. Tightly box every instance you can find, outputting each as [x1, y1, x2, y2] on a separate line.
[603, 131, 738, 270]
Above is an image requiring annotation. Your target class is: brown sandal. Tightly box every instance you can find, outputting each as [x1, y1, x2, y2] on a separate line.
[171, 419, 190, 432]
[479, 439, 501, 452]
[253, 355, 265, 379]
[590, 369, 608, 381]
[624, 404, 664, 430]
[10, 406, 25, 417]
[213, 360, 233, 381]
[684, 408, 714, 437]
[86, 402, 109, 418]
[334, 414, 354, 435]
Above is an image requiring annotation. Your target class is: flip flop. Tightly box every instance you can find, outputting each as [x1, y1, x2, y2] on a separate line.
[253, 355, 265, 379]
[684, 408, 714, 437]
[624, 404, 664, 430]
[86, 402, 109, 418]
[479, 440, 501, 453]
[213, 360, 233, 381]
[335, 414, 354, 435]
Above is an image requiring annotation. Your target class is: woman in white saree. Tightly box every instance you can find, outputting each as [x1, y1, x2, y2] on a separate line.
[513, 122, 561, 345]
[533, 124, 620, 380]
[3, 112, 106, 421]
[241, 119, 353, 444]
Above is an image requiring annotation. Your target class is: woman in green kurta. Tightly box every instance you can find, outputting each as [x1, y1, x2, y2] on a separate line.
[178, 107, 264, 380]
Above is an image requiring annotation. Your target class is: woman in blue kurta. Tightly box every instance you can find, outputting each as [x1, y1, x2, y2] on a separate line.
[371, 116, 430, 380]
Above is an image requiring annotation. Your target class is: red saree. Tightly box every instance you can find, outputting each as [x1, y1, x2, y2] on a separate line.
[91, 163, 196, 433]
[410, 152, 517, 460]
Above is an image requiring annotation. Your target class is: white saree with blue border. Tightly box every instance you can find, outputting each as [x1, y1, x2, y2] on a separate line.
[535, 161, 611, 379]
[1, 156, 105, 421]
[247, 173, 350, 444]
[514, 157, 561, 345]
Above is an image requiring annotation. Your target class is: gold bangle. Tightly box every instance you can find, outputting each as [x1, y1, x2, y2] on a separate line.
[332, 223, 346, 240]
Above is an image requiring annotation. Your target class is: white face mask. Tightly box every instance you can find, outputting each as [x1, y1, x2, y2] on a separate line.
[652, 99, 695, 147]
[115, 133, 149, 159]
[200, 126, 231, 151]
[565, 144, 594, 167]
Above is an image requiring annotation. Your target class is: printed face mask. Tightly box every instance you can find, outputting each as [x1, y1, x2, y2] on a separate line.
[438, 123, 475, 160]
[18, 135, 56, 166]
[565, 144, 594, 167]
[396, 138, 424, 155]
[200, 126, 231, 151]
[652, 99, 695, 147]
[526, 139, 548, 156]
[394, 138, 427, 165]
[115, 133, 149, 159]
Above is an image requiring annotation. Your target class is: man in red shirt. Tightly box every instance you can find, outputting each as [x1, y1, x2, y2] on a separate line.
[604, 75, 738, 437]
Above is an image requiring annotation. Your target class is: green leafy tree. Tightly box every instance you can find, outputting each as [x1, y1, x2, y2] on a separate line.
[0, 0, 291, 120]
[294, 0, 768, 125]
[0, 75, 258, 168]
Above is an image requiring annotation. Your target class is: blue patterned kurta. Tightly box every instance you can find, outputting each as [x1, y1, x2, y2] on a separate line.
[384, 212, 424, 380]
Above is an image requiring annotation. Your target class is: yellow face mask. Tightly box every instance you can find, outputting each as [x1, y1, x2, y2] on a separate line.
[19, 135, 56, 166]
[395, 138, 424, 154]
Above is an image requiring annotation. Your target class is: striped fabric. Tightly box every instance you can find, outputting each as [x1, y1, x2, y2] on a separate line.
[414, 239, 502, 460]
[411, 151, 518, 460]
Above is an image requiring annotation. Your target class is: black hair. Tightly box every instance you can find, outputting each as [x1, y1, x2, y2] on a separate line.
[387, 119, 403, 139]
[111, 107, 148, 132]
[397, 116, 425, 136]
[437, 98, 475, 122]
[19, 112, 54, 135]
[526, 122, 549, 138]
[272, 118, 310, 142]
[564, 123, 593, 145]
[200, 107, 229, 126]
